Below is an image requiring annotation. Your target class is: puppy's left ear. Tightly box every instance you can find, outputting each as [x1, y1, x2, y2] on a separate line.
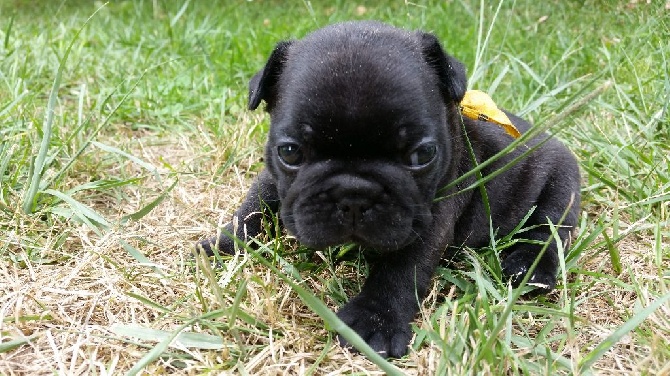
[419, 32, 467, 103]
[248, 40, 293, 111]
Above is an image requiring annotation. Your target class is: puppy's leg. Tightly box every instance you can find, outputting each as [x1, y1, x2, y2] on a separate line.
[336, 242, 441, 358]
[335, 190, 463, 358]
[196, 169, 279, 255]
[501, 185, 579, 293]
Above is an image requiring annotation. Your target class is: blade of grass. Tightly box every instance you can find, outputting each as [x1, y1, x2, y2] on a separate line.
[42, 188, 111, 235]
[125, 322, 188, 376]
[125, 292, 171, 314]
[119, 240, 166, 277]
[0, 90, 27, 119]
[92, 141, 158, 175]
[121, 179, 178, 223]
[2, 13, 14, 50]
[601, 226, 622, 275]
[21, 4, 106, 214]
[0, 334, 39, 353]
[123, 309, 229, 375]
[472, 0, 505, 78]
[169, 0, 191, 28]
[111, 323, 225, 350]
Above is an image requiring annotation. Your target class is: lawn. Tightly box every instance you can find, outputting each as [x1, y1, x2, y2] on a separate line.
[0, 0, 668, 374]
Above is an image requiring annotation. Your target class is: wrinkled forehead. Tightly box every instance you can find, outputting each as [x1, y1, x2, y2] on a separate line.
[286, 33, 428, 97]
[279, 42, 438, 129]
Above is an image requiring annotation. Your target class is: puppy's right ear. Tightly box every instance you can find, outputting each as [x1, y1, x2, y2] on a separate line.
[418, 32, 467, 104]
[248, 40, 292, 111]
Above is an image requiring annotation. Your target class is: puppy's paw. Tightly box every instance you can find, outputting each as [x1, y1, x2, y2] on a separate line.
[336, 298, 412, 358]
[195, 235, 236, 257]
[501, 249, 556, 295]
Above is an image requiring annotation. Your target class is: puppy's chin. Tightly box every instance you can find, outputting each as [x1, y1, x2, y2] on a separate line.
[278, 164, 433, 252]
[286, 208, 421, 251]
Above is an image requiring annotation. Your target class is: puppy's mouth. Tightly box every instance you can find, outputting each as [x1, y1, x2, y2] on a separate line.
[281, 172, 429, 251]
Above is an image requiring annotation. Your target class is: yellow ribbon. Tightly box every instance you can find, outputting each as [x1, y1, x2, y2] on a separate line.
[460, 90, 521, 139]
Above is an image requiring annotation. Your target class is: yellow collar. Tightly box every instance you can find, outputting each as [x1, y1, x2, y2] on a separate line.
[460, 90, 521, 138]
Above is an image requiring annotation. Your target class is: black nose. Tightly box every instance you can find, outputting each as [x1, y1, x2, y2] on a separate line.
[337, 197, 371, 225]
[330, 175, 382, 226]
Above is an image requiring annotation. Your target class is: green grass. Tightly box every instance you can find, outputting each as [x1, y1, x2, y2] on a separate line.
[1, 0, 668, 374]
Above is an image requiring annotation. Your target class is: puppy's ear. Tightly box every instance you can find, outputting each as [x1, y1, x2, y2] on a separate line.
[248, 40, 293, 111]
[419, 32, 467, 103]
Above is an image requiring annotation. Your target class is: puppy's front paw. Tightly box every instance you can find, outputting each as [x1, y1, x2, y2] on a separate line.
[336, 297, 412, 358]
[195, 235, 236, 256]
[501, 248, 556, 294]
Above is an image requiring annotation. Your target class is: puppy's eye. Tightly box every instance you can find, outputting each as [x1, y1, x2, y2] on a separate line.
[406, 143, 437, 168]
[277, 143, 304, 166]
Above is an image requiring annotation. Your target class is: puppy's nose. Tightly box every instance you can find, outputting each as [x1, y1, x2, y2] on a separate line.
[337, 197, 371, 225]
[330, 175, 382, 226]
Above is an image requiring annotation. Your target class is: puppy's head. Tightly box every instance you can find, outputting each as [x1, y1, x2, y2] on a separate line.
[249, 21, 467, 251]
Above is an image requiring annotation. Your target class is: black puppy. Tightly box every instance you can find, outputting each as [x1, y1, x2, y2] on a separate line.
[198, 21, 580, 358]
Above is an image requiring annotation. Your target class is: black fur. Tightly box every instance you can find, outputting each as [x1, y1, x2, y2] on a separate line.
[197, 21, 580, 358]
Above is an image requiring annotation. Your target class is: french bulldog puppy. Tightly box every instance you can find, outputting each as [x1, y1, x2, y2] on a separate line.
[197, 21, 580, 358]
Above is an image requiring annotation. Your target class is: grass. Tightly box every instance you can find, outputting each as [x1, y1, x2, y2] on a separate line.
[0, 0, 668, 374]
